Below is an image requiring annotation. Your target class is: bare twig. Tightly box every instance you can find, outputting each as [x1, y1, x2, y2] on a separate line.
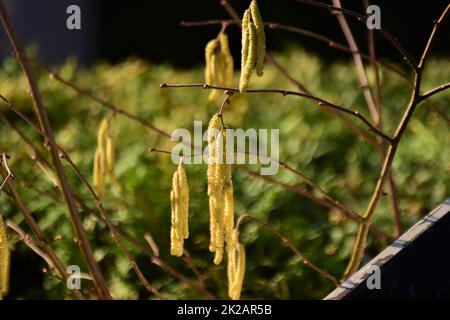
[420, 82, 450, 101]
[160, 83, 393, 142]
[293, 0, 416, 71]
[332, 0, 378, 124]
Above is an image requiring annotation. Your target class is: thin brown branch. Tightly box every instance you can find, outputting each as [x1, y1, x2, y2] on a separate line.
[237, 165, 393, 242]
[160, 83, 393, 142]
[35, 63, 171, 139]
[6, 220, 56, 271]
[420, 82, 450, 101]
[293, 0, 416, 71]
[236, 214, 339, 286]
[332, 0, 378, 124]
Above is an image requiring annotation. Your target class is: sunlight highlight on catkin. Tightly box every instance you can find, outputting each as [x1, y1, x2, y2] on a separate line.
[227, 230, 246, 300]
[170, 160, 189, 256]
[93, 116, 116, 198]
[207, 114, 235, 265]
[205, 33, 234, 101]
[239, 0, 266, 92]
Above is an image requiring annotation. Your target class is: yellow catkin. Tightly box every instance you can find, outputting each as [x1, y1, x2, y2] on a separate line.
[206, 114, 236, 265]
[170, 161, 189, 256]
[93, 149, 105, 198]
[250, 0, 266, 77]
[207, 114, 220, 195]
[177, 161, 189, 239]
[219, 33, 234, 87]
[93, 117, 117, 197]
[0, 214, 9, 299]
[224, 187, 234, 245]
[227, 231, 246, 300]
[106, 135, 116, 181]
[239, 22, 257, 92]
[205, 39, 218, 86]
[241, 10, 250, 67]
[205, 39, 222, 101]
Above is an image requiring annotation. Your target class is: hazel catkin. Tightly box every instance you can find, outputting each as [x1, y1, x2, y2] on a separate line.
[227, 230, 245, 300]
[92, 116, 116, 198]
[250, 0, 265, 76]
[206, 114, 235, 265]
[205, 33, 234, 101]
[170, 160, 189, 257]
[0, 214, 9, 299]
[239, 0, 266, 92]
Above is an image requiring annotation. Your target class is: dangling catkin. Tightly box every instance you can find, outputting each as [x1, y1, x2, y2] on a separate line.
[93, 116, 116, 198]
[93, 149, 105, 198]
[206, 114, 236, 265]
[227, 230, 246, 300]
[219, 33, 234, 87]
[205, 33, 234, 101]
[0, 214, 9, 299]
[250, 0, 265, 76]
[106, 135, 116, 181]
[170, 160, 189, 257]
[239, 1, 266, 92]
[239, 22, 257, 92]
[205, 39, 218, 86]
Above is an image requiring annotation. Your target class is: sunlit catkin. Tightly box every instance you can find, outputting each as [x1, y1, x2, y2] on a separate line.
[239, 22, 257, 92]
[250, 0, 265, 76]
[93, 117, 116, 198]
[219, 33, 234, 87]
[170, 160, 189, 257]
[205, 32, 234, 101]
[0, 214, 9, 299]
[239, 1, 266, 91]
[205, 39, 218, 86]
[206, 115, 236, 265]
[106, 135, 116, 181]
[227, 231, 246, 300]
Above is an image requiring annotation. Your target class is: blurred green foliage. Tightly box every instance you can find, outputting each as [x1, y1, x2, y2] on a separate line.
[0, 47, 448, 299]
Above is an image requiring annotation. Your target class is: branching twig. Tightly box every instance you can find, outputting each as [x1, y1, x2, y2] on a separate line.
[293, 0, 416, 71]
[160, 83, 393, 142]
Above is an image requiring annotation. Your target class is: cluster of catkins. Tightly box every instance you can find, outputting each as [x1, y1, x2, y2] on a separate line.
[0, 214, 9, 299]
[93, 117, 116, 198]
[239, 0, 266, 92]
[204, 0, 266, 95]
[205, 33, 234, 101]
[169, 114, 246, 300]
[171, 0, 266, 300]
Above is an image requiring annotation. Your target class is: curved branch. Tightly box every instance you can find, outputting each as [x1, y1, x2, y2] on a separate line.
[160, 83, 393, 142]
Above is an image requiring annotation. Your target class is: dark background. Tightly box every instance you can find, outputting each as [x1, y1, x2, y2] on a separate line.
[1, 0, 449, 68]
